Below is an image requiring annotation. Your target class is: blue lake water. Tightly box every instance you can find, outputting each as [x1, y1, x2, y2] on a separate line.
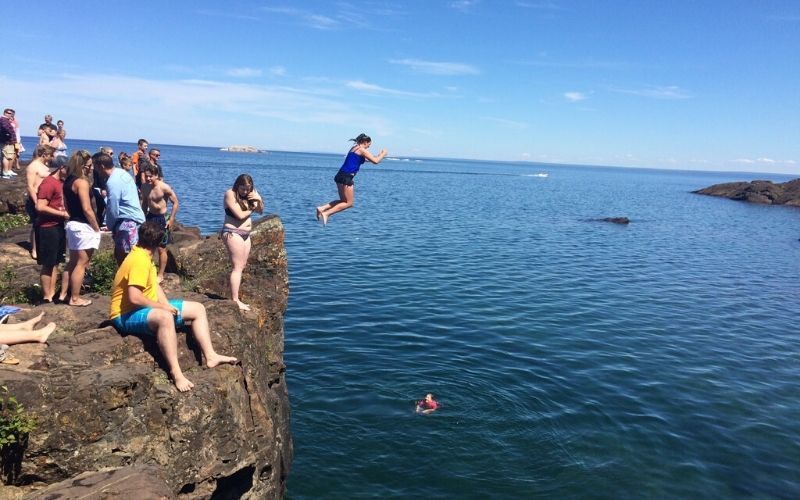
[25, 139, 800, 498]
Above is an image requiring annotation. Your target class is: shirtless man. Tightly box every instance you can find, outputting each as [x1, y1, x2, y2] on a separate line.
[26, 145, 56, 259]
[141, 164, 179, 282]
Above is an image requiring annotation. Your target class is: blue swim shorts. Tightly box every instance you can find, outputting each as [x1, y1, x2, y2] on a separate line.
[112, 299, 185, 336]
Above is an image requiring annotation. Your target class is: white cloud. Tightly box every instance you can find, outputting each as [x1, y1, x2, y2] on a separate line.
[261, 6, 340, 29]
[564, 91, 587, 102]
[482, 116, 528, 128]
[450, 0, 480, 11]
[345, 80, 431, 98]
[0, 73, 391, 147]
[610, 85, 692, 99]
[389, 58, 479, 75]
[226, 67, 262, 78]
[515, 1, 563, 10]
[732, 157, 796, 166]
[269, 66, 287, 77]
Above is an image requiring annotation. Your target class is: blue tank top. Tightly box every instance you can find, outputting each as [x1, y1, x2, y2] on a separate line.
[338, 150, 366, 175]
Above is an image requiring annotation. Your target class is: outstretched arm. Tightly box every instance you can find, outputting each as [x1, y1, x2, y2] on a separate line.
[362, 147, 388, 165]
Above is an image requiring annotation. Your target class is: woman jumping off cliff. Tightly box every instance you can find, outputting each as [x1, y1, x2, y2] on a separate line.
[315, 133, 387, 225]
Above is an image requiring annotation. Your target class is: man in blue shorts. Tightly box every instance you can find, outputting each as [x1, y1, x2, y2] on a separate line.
[109, 220, 237, 392]
[100, 152, 145, 265]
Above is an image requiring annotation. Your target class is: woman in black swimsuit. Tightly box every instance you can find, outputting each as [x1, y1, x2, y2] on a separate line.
[221, 174, 263, 311]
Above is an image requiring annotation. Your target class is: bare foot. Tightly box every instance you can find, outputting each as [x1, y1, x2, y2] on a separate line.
[173, 374, 195, 392]
[206, 354, 238, 368]
[69, 298, 92, 307]
[21, 312, 45, 330]
[235, 300, 251, 311]
[35, 322, 56, 343]
[315, 207, 322, 220]
[321, 212, 329, 226]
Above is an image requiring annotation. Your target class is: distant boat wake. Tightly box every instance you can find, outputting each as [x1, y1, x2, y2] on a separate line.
[523, 173, 549, 178]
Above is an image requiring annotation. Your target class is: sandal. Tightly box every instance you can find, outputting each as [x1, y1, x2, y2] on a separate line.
[0, 347, 20, 365]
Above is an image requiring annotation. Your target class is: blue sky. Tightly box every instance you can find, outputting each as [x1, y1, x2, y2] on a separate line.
[3, 1, 798, 173]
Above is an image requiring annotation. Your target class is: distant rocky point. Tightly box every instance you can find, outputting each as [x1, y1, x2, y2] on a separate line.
[220, 145, 264, 153]
[693, 178, 800, 206]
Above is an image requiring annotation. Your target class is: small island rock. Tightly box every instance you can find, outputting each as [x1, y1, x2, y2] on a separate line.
[693, 178, 800, 206]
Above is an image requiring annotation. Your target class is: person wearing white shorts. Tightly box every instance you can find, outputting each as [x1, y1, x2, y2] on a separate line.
[65, 220, 101, 250]
[58, 151, 101, 307]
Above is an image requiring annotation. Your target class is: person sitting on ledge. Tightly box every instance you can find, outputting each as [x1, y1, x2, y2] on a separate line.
[109, 220, 237, 392]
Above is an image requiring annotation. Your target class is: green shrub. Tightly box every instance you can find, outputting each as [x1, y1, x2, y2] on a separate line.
[0, 266, 38, 305]
[0, 386, 36, 448]
[0, 214, 30, 234]
[87, 250, 117, 295]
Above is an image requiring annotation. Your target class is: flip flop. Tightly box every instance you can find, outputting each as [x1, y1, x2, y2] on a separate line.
[0, 349, 19, 365]
[69, 299, 92, 307]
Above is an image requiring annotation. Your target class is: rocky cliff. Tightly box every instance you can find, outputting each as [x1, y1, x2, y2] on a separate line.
[693, 178, 800, 206]
[0, 210, 292, 499]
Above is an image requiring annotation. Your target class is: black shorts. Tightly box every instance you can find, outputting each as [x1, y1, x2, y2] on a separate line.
[25, 197, 37, 225]
[334, 171, 355, 187]
[36, 225, 66, 267]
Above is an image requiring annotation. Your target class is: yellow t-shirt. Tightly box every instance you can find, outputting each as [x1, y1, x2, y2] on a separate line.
[109, 246, 158, 319]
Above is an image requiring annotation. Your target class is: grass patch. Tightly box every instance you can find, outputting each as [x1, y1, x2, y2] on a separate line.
[0, 386, 36, 448]
[0, 214, 30, 234]
[0, 266, 40, 305]
[86, 250, 117, 295]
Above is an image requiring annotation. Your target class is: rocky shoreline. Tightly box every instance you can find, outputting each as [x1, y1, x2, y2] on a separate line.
[693, 178, 800, 206]
[0, 179, 292, 498]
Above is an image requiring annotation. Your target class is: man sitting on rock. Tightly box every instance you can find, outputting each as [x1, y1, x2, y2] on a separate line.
[109, 220, 237, 392]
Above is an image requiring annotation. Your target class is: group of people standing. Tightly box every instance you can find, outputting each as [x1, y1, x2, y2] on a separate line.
[19, 132, 238, 391]
[25, 136, 177, 306]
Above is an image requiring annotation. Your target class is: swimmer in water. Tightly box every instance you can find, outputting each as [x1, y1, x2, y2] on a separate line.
[315, 133, 387, 225]
[415, 393, 438, 414]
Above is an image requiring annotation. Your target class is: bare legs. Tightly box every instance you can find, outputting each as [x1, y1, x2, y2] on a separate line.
[222, 232, 252, 311]
[156, 247, 168, 283]
[316, 183, 354, 225]
[146, 301, 238, 392]
[0, 313, 55, 345]
[30, 227, 37, 260]
[64, 248, 94, 306]
[1, 155, 12, 176]
[40, 265, 58, 302]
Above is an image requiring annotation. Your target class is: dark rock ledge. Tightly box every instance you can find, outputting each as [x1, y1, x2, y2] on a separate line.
[0, 209, 292, 498]
[693, 178, 800, 206]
